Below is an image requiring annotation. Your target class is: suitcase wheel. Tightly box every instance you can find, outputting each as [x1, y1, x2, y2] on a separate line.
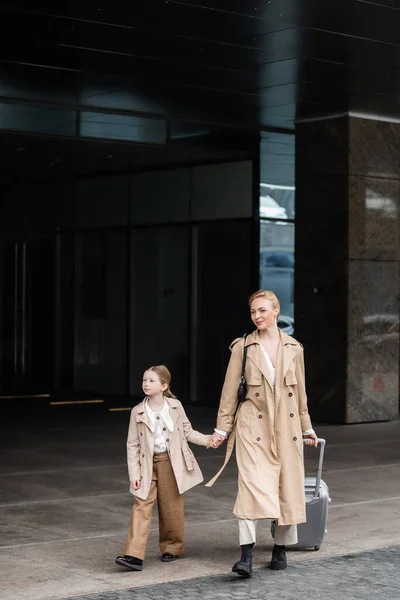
[314, 546, 320, 551]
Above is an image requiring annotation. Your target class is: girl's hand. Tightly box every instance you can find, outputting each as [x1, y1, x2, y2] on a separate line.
[209, 431, 226, 448]
[303, 431, 318, 447]
[206, 435, 220, 449]
[131, 480, 141, 490]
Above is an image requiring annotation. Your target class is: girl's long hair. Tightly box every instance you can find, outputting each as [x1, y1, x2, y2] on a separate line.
[147, 365, 176, 398]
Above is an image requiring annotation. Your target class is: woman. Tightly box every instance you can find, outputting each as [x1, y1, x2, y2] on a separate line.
[207, 290, 318, 577]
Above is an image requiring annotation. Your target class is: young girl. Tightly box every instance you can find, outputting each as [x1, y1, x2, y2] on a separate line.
[115, 365, 216, 571]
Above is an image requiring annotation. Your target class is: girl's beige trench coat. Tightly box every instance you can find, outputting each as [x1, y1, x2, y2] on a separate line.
[206, 329, 313, 526]
[127, 397, 209, 500]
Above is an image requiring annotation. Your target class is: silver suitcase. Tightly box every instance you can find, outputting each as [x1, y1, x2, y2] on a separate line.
[272, 438, 330, 551]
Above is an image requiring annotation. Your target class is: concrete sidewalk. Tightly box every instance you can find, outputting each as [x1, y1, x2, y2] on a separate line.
[60, 545, 400, 600]
[1, 409, 400, 600]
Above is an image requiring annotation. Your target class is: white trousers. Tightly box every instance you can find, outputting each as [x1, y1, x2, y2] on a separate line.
[238, 519, 298, 546]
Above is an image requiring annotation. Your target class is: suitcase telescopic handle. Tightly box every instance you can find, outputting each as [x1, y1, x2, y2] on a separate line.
[303, 438, 326, 498]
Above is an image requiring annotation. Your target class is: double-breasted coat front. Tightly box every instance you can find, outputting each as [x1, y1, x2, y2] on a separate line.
[206, 329, 313, 526]
[127, 397, 209, 500]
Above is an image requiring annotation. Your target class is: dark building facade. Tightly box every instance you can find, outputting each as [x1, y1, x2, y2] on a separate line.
[0, 2, 399, 422]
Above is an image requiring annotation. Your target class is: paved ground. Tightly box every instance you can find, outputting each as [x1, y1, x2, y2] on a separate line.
[1, 406, 400, 600]
[61, 545, 400, 600]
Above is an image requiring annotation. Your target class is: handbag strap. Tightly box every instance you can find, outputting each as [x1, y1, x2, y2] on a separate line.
[240, 333, 248, 381]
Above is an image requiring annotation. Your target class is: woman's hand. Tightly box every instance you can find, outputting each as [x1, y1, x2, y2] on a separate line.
[206, 436, 218, 449]
[206, 434, 223, 449]
[302, 431, 318, 447]
[131, 480, 141, 490]
[209, 431, 226, 448]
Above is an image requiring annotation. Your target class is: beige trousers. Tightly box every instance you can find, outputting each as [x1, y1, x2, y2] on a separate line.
[124, 452, 184, 560]
[238, 519, 298, 546]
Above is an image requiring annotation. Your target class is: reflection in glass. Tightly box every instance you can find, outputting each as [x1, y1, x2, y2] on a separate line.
[130, 227, 190, 401]
[365, 189, 397, 218]
[0, 102, 76, 136]
[80, 112, 167, 143]
[260, 184, 295, 219]
[260, 220, 295, 320]
[259, 183, 295, 328]
[74, 231, 127, 394]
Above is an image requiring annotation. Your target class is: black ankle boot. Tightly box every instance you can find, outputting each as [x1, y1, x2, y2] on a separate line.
[269, 544, 287, 570]
[232, 543, 254, 578]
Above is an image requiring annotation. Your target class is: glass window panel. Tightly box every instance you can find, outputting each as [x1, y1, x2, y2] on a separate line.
[260, 133, 295, 331]
[169, 120, 210, 142]
[0, 102, 76, 136]
[131, 169, 190, 225]
[130, 227, 190, 401]
[260, 184, 295, 220]
[192, 160, 253, 221]
[74, 230, 127, 394]
[259, 220, 295, 324]
[75, 176, 129, 227]
[260, 132, 295, 190]
[194, 220, 254, 404]
[80, 112, 167, 143]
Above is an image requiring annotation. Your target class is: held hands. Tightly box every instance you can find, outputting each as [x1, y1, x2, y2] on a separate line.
[206, 436, 219, 449]
[302, 431, 318, 447]
[131, 480, 141, 490]
[208, 431, 227, 449]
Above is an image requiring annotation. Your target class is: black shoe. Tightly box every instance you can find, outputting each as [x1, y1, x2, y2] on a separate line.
[160, 553, 178, 562]
[269, 545, 287, 570]
[232, 543, 254, 578]
[115, 555, 143, 571]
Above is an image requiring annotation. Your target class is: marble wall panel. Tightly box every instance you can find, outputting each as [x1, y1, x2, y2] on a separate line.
[349, 176, 400, 261]
[295, 174, 349, 423]
[347, 260, 399, 423]
[296, 115, 399, 424]
[349, 118, 400, 180]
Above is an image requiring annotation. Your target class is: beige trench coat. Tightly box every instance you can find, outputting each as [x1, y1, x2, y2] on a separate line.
[206, 330, 313, 526]
[127, 397, 209, 500]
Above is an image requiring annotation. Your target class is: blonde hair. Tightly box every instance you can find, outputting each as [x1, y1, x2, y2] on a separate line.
[147, 365, 176, 398]
[248, 289, 280, 318]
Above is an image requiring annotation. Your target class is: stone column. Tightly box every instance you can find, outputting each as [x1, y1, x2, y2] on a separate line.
[295, 116, 399, 424]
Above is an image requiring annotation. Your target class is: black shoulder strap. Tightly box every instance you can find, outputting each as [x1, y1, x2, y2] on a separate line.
[241, 333, 248, 380]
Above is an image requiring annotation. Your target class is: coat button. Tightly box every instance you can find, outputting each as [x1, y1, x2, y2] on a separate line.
[290, 413, 294, 418]
[140, 432, 143, 436]
[255, 393, 260, 397]
[256, 437, 261, 441]
[288, 392, 293, 397]
[166, 438, 169, 443]
[142, 453, 145, 457]
[163, 427, 166, 431]
[258, 414, 262, 419]
[293, 437, 297, 441]
[156, 416, 160, 420]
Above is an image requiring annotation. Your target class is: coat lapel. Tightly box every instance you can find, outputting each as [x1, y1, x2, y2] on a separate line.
[166, 397, 180, 427]
[280, 331, 297, 378]
[136, 399, 151, 430]
[273, 338, 285, 411]
[245, 330, 298, 394]
[246, 334, 274, 391]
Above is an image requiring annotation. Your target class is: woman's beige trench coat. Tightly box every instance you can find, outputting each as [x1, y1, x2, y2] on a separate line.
[127, 397, 209, 500]
[206, 329, 313, 526]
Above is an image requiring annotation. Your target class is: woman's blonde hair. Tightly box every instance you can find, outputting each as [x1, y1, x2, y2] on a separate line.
[147, 365, 176, 398]
[248, 289, 280, 318]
